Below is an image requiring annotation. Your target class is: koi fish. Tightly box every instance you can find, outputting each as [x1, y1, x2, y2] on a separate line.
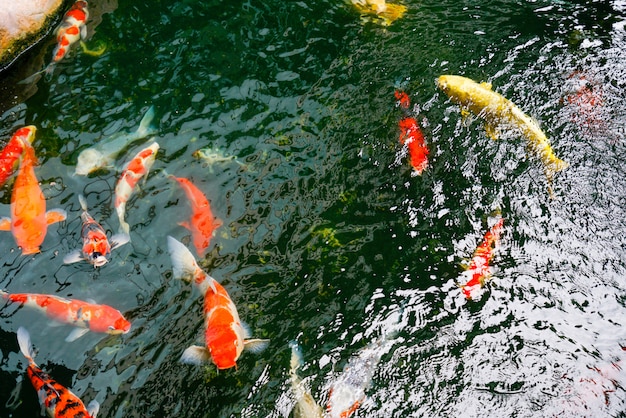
[2, 290, 131, 342]
[350, 0, 407, 26]
[395, 91, 429, 175]
[114, 142, 159, 235]
[192, 146, 245, 174]
[326, 337, 393, 418]
[0, 126, 36, 187]
[50, 0, 89, 67]
[75, 106, 157, 175]
[167, 236, 269, 370]
[64, 195, 129, 267]
[459, 214, 504, 300]
[16, 327, 100, 418]
[436, 75, 569, 175]
[289, 341, 324, 418]
[0, 142, 66, 255]
[170, 176, 222, 257]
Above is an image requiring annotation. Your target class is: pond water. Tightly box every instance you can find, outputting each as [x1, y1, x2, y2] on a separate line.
[1, 0, 625, 417]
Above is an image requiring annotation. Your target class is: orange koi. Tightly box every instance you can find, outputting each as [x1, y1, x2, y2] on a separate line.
[395, 90, 429, 175]
[0, 126, 36, 187]
[51, 0, 89, 66]
[16, 327, 100, 417]
[459, 215, 504, 300]
[64, 195, 129, 267]
[114, 142, 159, 235]
[167, 236, 268, 370]
[170, 176, 222, 257]
[0, 142, 66, 255]
[2, 290, 131, 342]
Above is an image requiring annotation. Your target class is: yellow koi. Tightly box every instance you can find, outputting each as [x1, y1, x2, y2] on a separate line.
[436, 75, 569, 175]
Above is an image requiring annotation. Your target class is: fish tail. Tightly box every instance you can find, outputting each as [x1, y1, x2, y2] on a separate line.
[136, 106, 156, 138]
[78, 194, 89, 212]
[167, 236, 201, 282]
[16, 327, 36, 363]
[551, 157, 569, 173]
[289, 340, 303, 376]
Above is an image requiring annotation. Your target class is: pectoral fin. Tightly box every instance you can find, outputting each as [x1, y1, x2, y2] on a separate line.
[180, 345, 211, 365]
[86, 400, 100, 418]
[0, 217, 11, 230]
[485, 124, 499, 140]
[110, 233, 130, 250]
[66, 328, 89, 342]
[243, 338, 270, 353]
[63, 249, 84, 264]
[46, 209, 67, 225]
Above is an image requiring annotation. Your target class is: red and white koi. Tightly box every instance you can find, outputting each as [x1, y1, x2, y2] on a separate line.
[0, 126, 36, 187]
[2, 290, 131, 342]
[326, 337, 393, 418]
[167, 236, 268, 370]
[170, 176, 222, 257]
[459, 214, 504, 300]
[395, 90, 429, 175]
[64, 195, 129, 267]
[114, 142, 159, 235]
[50, 0, 89, 67]
[0, 140, 66, 255]
[17, 327, 100, 418]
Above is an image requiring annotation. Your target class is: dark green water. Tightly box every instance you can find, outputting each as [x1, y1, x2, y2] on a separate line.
[1, 0, 626, 416]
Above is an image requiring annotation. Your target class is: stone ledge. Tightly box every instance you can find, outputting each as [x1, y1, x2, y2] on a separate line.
[0, 0, 65, 72]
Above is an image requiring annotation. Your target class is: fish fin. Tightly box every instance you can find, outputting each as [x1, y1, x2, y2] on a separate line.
[178, 221, 191, 231]
[180, 345, 211, 365]
[289, 340, 303, 374]
[118, 220, 130, 236]
[167, 236, 201, 282]
[480, 82, 493, 90]
[78, 194, 89, 212]
[485, 124, 499, 140]
[86, 400, 100, 418]
[207, 276, 218, 294]
[244, 338, 270, 354]
[213, 218, 223, 231]
[45, 209, 67, 224]
[110, 233, 131, 250]
[66, 328, 89, 342]
[0, 217, 11, 230]
[63, 249, 84, 264]
[16, 327, 35, 361]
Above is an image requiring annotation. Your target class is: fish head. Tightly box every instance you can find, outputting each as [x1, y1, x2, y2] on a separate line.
[436, 75, 473, 104]
[13, 126, 37, 145]
[76, 149, 105, 175]
[109, 316, 131, 334]
[90, 253, 108, 267]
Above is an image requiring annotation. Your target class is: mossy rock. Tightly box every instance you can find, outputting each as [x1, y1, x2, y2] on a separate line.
[0, 0, 66, 72]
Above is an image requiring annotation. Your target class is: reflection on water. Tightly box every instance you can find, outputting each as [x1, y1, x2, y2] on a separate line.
[1, 0, 626, 416]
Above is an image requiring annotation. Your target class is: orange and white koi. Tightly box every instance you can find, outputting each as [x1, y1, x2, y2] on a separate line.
[395, 91, 429, 175]
[2, 290, 131, 342]
[16, 327, 100, 418]
[326, 337, 393, 418]
[167, 236, 268, 370]
[170, 176, 222, 257]
[64, 195, 129, 267]
[0, 141, 66, 255]
[50, 1, 89, 67]
[0, 126, 36, 187]
[114, 142, 159, 235]
[459, 215, 504, 300]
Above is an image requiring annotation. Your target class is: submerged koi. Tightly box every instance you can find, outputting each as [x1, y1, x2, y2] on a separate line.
[64, 195, 129, 267]
[17, 327, 100, 417]
[437, 75, 569, 175]
[170, 176, 222, 257]
[50, 1, 89, 67]
[114, 142, 159, 235]
[326, 337, 394, 418]
[459, 215, 504, 300]
[0, 142, 66, 254]
[0, 126, 36, 187]
[167, 236, 269, 370]
[289, 341, 324, 418]
[394, 91, 429, 175]
[2, 290, 131, 342]
[350, 0, 407, 26]
[75, 106, 157, 175]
